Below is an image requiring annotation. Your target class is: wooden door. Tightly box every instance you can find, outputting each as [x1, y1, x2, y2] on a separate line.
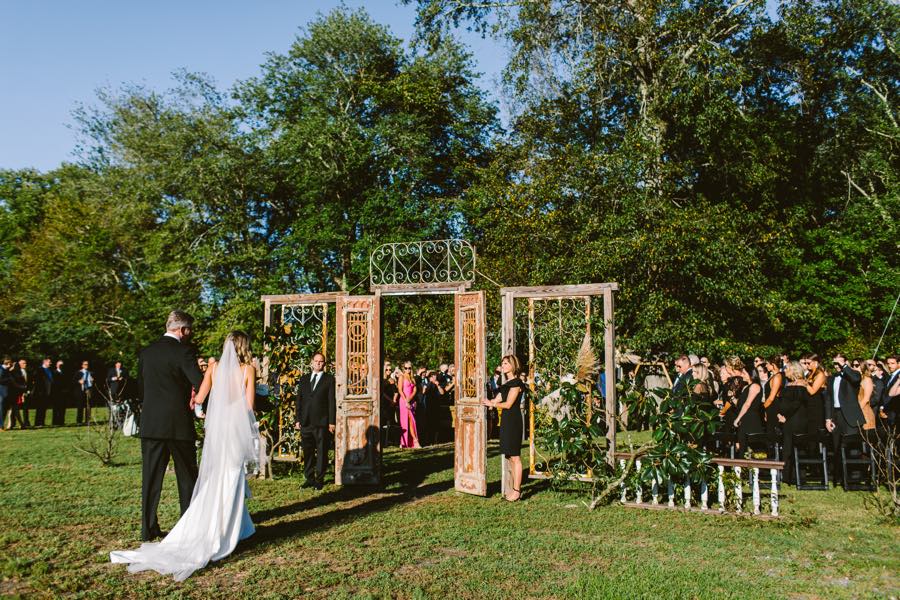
[334, 295, 381, 485]
[454, 291, 487, 496]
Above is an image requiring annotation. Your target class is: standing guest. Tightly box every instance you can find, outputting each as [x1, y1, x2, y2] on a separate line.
[777, 361, 809, 485]
[424, 371, 446, 443]
[380, 366, 399, 428]
[10, 358, 32, 428]
[397, 361, 421, 449]
[107, 360, 128, 402]
[293, 353, 336, 490]
[34, 357, 54, 427]
[51, 359, 68, 426]
[483, 355, 527, 502]
[731, 358, 763, 452]
[881, 355, 900, 425]
[868, 358, 885, 414]
[690, 364, 715, 404]
[485, 366, 502, 438]
[76, 360, 95, 424]
[852, 359, 876, 434]
[825, 354, 863, 482]
[445, 364, 457, 405]
[780, 353, 790, 373]
[416, 365, 432, 446]
[763, 357, 784, 445]
[803, 354, 827, 434]
[0, 356, 13, 430]
[671, 355, 693, 397]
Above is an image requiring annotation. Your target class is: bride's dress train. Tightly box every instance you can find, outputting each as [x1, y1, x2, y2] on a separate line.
[110, 340, 259, 581]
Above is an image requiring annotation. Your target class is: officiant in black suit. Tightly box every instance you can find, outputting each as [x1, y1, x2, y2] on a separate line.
[137, 310, 204, 541]
[294, 352, 335, 490]
[107, 360, 128, 402]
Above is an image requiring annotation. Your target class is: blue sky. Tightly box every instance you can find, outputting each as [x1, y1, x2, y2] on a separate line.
[0, 0, 507, 171]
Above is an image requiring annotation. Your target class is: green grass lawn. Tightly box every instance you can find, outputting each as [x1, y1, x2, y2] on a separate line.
[0, 409, 897, 599]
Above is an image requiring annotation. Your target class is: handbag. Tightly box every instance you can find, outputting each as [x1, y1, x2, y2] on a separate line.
[122, 411, 138, 437]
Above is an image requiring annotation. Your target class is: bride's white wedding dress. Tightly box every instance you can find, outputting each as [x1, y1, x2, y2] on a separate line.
[110, 340, 259, 581]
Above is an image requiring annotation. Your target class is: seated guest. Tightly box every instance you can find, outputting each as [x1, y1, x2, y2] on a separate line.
[671, 355, 693, 397]
[777, 361, 810, 485]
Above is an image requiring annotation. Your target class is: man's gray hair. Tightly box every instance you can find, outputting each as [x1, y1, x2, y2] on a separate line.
[166, 310, 195, 331]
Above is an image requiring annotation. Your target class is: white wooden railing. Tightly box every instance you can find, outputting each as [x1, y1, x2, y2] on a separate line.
[614, 453, 784, 517]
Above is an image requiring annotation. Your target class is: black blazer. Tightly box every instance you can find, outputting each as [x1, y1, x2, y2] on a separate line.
[107, 366, 128, 399]
[824, 365, 864, 427]
[0, 366, 13, 398]
[138, 336, 203, 441]
[294, 371, 335, 428]
[35, 367, 53, 399]
[12, 368, 31, 397]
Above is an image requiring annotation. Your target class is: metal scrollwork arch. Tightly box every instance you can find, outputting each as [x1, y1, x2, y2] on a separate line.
[370, 239, 476, 289]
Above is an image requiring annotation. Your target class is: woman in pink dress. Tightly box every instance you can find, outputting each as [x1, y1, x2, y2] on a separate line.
[398, 361, 421, 448]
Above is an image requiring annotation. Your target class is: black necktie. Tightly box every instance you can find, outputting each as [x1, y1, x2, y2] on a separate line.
[312, 373, 319, 390]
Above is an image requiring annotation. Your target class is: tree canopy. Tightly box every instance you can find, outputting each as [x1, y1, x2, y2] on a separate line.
[0, 3, 897, 366]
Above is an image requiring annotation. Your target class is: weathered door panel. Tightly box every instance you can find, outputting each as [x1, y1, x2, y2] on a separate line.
[454, 291, 487, 496]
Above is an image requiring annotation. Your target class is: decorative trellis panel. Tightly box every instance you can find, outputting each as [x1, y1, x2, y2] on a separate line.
[334, 295, 381, 485]
[500, 284, 618, 494]
[454, 291, 487, 496]
[369, 239, 475, 292]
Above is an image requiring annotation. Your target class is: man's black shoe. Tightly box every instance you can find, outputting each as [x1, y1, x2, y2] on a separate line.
[300, 480, 316, 489]
[313, 482, 324, 491]
[141, 528, 165, 542]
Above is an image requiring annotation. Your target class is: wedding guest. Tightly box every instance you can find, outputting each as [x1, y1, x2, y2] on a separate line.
[76, 360, 95, 424]
[671, 355, 693, 397]
[483, 355, 527, 501]
[51, 359, 68, 426]
[445, 364, 457, 405]
[803, 354, 827, 434]
[293, 353, 335, 490]
[825, 354, 863, 482]
[868, 358, 885, 412]
[881, 355, 900, 425]
[10, 358, 32, 428]
[398, 361, 420, 449]
[690, 363, 715, 404]
[0, 356, 13, 430]
[33, 357, 54, 427]
[852, 359, 876, 434]
[424, 371, 446, 443]
[777, 361, 809, 485]
[107, 360, 128, 402]
[763, 357, 784, 443]
[380, 366, 399, 428]
[731, 358, 763, 451]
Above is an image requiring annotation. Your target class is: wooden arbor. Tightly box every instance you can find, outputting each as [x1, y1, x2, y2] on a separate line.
[262, 241, 617, 498]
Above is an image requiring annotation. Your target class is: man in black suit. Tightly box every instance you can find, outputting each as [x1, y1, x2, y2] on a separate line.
[10, 358, 32, 428]
[137, 310, 204, 541]
[880, 355, 899, 426]
[825, 353, 863, 482]
[51, 359, 68, 426]
[293, 353, 335, 490]
[671, 355, 693, 397]
[33, 357, 54, 427]
[107, 360, 128, 402]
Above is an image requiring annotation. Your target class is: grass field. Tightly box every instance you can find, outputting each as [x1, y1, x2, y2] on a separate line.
[0, 409, 897, 599]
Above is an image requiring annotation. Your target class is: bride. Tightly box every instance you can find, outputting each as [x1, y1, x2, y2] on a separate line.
[110, 330, 260, 581]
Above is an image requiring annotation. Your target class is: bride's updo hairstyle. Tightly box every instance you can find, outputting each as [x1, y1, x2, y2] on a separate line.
[226, 331, 253, 365]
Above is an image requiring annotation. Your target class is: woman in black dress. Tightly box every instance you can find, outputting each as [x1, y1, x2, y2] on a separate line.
[777, 361, 809, 485]
[733, 367, 763, 453]
[483, 354, 526, 502]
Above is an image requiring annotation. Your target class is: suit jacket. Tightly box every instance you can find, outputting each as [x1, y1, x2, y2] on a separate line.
[824, 365, 864, 427]
[0, 366, 12, 399]
[107, 366, 128, 399]
[882, 369, 900, 410]
[138, 336, 204, 441]
[295, 371, 335, 428]
[35, 367, 53, 400]
[12, 368, 32, 398]
[671, 371, 691, 397]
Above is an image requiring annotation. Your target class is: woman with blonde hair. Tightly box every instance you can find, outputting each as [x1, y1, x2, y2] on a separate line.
[777, 361, 809, 484]
[483, 354, 527, 501]
[398, 361, 421, 449]
[852, 359, 876, 432]
[111, 330, 259, 580]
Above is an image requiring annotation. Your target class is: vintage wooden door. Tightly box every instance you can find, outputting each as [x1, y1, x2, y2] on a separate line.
[454, 290, 487, 496]
[334, 295, 381, 485]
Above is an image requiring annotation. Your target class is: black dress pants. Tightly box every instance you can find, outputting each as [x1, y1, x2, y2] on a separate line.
[141, 437, 198, 540]
[33, 395, 47, 427]
[76, 389, 92, 423]
[301, 425, 330, 484]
